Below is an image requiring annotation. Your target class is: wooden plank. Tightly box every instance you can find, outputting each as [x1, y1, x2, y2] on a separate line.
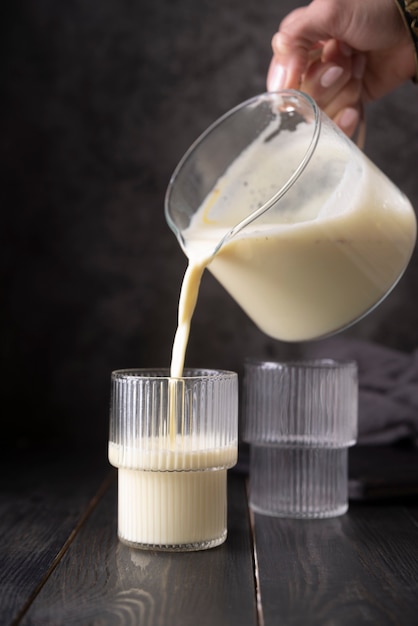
[254, 503, 418, 625]
[21, 472, 258, 626]
[0, 446, 110, 626]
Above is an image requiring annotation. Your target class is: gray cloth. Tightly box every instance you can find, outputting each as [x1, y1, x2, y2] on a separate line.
[304, 339, 418, 445]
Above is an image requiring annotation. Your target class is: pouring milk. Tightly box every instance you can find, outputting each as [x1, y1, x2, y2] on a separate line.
[168, 94, 416, 376]
[109, 93, 415, 550]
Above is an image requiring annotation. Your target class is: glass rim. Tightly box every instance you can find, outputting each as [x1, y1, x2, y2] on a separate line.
[244, 358, 357, 371]
[111, 368, 238, 381]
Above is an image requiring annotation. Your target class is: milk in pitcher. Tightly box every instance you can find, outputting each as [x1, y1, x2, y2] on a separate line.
[182, 121, 416, 341]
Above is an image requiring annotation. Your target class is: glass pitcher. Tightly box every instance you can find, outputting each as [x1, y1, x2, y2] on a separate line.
[165, 90, 416, 342]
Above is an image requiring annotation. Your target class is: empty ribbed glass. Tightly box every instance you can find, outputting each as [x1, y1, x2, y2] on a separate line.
[242, 360, 358, 518]
[109, 368, 238, 550]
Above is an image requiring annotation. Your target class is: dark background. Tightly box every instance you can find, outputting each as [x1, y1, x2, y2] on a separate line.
[2, 0, 418, 452]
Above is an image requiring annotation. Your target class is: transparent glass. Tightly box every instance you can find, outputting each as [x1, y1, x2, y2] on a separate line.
[242, 359, 358, 447]
[249, 446, 349, 518]
[109, 369, 238, 551]
[165, 90, 416, 342]
[242, 360, 358, 518]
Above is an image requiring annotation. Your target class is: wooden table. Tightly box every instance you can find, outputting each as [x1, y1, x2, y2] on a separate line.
[2, 444, 418, 626]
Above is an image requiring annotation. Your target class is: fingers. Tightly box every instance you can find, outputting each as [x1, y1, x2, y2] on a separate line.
[267, 30, 311, 90]
[269, 34, 366, 139]
[301, 40, 352, 111]
[303, 65, 361, 128]
[267, 2, 346, 90]
[266, 0, 415, 134]
[301, 39, 365, 126]
[335, 107, 362, 140]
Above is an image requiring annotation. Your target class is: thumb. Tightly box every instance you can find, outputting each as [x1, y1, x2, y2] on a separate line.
[268, 32, 314, 90]
[268, 5, 343, 90]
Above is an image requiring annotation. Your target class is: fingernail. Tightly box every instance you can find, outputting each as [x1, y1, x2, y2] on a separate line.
[268, 63, 287, 91]
[353, 54, 366, 80]
[320, 65, 344, 88]
[339, 107, 359, 130]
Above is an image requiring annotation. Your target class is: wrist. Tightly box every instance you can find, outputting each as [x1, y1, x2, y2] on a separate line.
[394, 0, 418, 82]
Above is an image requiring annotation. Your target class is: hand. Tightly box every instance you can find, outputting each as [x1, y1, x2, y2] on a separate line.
[267, 0, 416, 136]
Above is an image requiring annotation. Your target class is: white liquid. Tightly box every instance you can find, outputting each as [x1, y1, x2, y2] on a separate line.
[127, 116, 415, 549]
[113, 254, 235, 550]
[180, 126, 416, 342]
[170, 258, 208, 378]
[109, 441, 236, 548]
